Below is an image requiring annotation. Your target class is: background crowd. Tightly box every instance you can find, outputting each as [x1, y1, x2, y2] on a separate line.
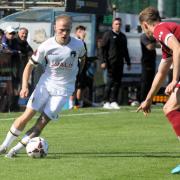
[0, 26, 33, 112]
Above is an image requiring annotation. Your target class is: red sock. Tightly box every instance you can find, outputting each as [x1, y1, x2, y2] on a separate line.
[166, 110, 180, 136]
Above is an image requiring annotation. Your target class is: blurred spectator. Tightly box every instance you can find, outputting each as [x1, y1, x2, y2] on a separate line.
[99, 18, 131, 109]
[69, 25, 86, 108]
[1, 26, 20, 73]
[140, 33, 156, 102]
[0, 29, 4, 49]
[16, 27, 33, 58]
[1, 26, 19, 54]
[16, 27, 33, 110]
[74, 25, 87, 108]
[78, 57, 97, 107]
[16, 27, 33, 84]
[0, 26, 18, 111]
[2, 26, 20, 111]
[69, 25, 97, 109]
[1, 26, 21, 111]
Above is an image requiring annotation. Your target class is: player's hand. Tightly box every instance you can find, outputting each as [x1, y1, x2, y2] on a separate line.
[20, 87, 29, 98]
[100, 63, 106, 69]
[165, 80, 177, 95]
[136, 100, 152, 116]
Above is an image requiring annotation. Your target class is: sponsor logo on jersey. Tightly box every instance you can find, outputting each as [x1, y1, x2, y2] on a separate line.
[50, 62, 73, 69]
[70, 51, 76, 57]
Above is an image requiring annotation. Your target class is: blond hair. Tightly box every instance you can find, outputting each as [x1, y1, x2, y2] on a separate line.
[55, 14, 72, 25]
[139, 6, 161, 25]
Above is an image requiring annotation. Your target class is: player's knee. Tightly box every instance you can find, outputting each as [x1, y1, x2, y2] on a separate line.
[163, 102, 177, 115]
[32, 116, 49, 137]
[163, 104, 169, 115]
[40, 114, 50, 126]
[36, 114, 50, 130]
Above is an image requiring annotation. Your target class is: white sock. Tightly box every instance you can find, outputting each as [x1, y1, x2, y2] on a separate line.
[1, 125, 21, 148]
[12, 135, 30, 153]
[69, 99, 74, 109]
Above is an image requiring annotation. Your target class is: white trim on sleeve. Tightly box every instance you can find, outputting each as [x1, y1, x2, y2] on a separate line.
[164, 33, 173, 46]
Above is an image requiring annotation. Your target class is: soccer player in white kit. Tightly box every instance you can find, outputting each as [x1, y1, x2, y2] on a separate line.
[0, 15, 86, 157]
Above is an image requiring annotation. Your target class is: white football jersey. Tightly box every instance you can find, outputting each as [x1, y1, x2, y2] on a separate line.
[31, 36, 85, 96]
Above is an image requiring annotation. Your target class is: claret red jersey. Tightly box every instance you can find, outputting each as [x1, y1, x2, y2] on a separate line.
[153, 22, 180, 59]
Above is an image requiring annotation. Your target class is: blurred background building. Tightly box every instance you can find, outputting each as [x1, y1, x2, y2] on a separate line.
[110, 0, 180, 17]
[0, 0, 180, 18]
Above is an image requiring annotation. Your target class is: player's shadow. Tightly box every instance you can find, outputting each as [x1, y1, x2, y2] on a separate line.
[46, 151, 180, 159]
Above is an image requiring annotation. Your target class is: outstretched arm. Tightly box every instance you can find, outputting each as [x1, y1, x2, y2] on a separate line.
[137, 58, 172, 115]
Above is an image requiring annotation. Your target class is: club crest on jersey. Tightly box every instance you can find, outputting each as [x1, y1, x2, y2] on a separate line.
[70, 51, 76, 57]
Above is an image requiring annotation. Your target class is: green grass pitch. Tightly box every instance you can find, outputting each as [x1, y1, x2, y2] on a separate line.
[0, 106, 180, 180]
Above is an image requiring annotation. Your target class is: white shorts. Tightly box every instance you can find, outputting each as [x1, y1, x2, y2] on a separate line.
[27, 84, 68, 120]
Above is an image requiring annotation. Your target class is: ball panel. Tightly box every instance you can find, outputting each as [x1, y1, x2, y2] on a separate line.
[26, 137, 48, 158]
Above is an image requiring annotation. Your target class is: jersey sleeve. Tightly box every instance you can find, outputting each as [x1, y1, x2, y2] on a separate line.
[31, 43, 46, 65]
[154, 23, 178, 59]
[154, 24, 173, 46]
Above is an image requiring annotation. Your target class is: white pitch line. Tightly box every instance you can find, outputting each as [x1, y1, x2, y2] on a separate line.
[0, 108, 163, 121]
[0, 111, 110, 121]
[0, 117, 15, 121]
[61, 111, 110, 117]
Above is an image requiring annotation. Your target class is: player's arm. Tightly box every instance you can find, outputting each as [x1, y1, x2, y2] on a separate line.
[146, 41, 156, 50]
[141, 34, 156, 50]
[165, 35, 180, 94]
[99, 32, 109, 69]
[78, 55, 86, 74]
[20, 59, 37, 98]
[146, 59, 171, 99]
[137, 58, 172, 115]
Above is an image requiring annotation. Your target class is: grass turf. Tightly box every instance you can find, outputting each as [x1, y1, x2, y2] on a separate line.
[0, 106, 180, 180]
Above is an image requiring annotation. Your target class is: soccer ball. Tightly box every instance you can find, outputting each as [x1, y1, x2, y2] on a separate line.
[26, 137, 48, 158]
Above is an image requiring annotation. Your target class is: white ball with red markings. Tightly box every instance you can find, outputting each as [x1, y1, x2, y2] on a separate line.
[26, 137, 48, 158]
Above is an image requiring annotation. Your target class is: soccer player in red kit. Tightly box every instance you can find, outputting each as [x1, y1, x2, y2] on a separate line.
[137, 7, 180, 173]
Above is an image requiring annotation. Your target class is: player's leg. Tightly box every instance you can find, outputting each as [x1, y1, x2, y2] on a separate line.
[6, 95, 68, 157]
[110, 69, 122, 109]
[74, 77, 84, 108]
[1, 83, 48, 156]
[0, 83, 49, 155]
[103, 74, 113, 109]
[164, 87, 180, 174]
[5, 112, 50, 158]
[69, 94, 74, 109]
[0, 108, 36, 154]
[163, 87, 180, 136]
[27, 113, 51, 137]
